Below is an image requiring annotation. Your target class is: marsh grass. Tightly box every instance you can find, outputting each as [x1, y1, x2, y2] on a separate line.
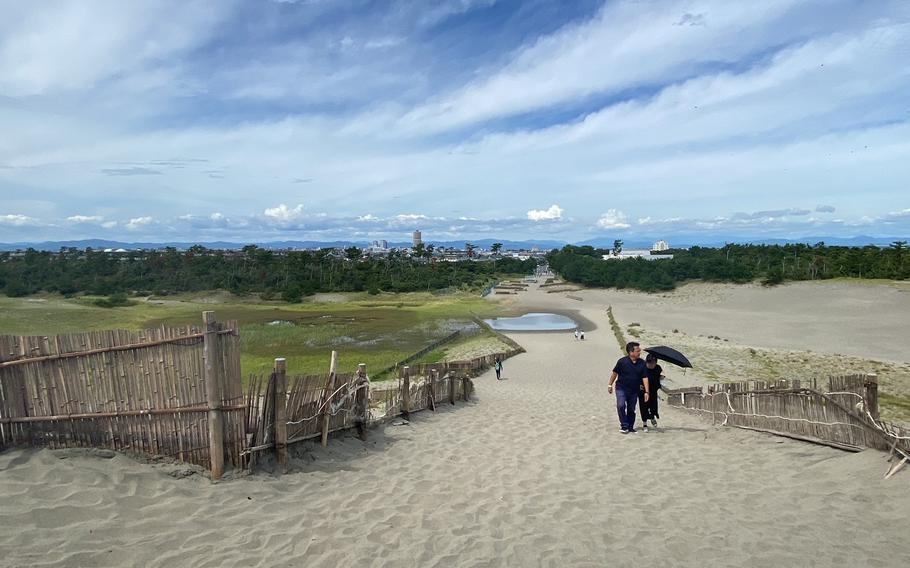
[0, 291, 503, 380]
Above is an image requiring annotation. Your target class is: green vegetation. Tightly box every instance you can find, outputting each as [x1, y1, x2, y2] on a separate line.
[880, 393, 910, 423]
[0, 291, 507, 380]
[547, 242, 910, 292]
[0, 246, 537, 299]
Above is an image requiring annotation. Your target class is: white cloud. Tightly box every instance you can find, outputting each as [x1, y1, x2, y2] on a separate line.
[263, 204, 305, 222]
[66, 215, 103, 223]
[210, 212, 224, 221]
[0, 214, 37, 226]
[125, 216, 153, 230]
[527, 204, 563, 221]
[0, 1, 232, 96]
[101, 221, 118, 229]
[596, 209, 630, 229]
[0, 2, 908, 243]
[399, 1, 818, 133]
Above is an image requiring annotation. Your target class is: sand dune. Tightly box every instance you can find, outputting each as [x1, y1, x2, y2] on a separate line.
[1, 283, 909, 567]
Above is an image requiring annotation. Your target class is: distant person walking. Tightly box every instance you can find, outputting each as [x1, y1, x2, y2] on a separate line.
[608, 342, 648, 433]
[639, 354, 665, 431]
[494, 357, 503, 380]
[579, 330, 585, 341]
[574, 329, 579, 341]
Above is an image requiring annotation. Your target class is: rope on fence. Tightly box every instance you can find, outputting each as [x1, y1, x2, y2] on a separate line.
[677, 389, 910, 447]
[285, 381, 368, 426]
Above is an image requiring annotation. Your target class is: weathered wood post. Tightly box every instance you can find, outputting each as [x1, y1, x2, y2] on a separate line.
[428, 368, 438, 411]
[401, 366, 411, 420]
[273, 358, 288, 470]
[462, 375, 470, 401]
[355, 363, 369, 440]
[448, 368, 456, 405]
[320, 351, 338, 447]
[864, 373, 879, 420]
[203, 311, 226, 480]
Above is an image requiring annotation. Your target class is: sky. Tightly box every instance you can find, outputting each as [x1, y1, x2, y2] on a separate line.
[1, 0, 909, 244]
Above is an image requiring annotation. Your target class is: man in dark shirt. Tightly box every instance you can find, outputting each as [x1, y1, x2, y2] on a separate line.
[608, 341, 649, 433]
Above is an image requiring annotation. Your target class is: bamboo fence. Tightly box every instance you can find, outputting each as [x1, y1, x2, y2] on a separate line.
[666, 374, 910, 458]
[0, 312, 524, 477]
[243, 348, 521, 467]
[0, 314, 244, 477]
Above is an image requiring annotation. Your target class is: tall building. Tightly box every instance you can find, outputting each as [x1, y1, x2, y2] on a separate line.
[412, 229, 422, 248]
[652, 240, 669, 252]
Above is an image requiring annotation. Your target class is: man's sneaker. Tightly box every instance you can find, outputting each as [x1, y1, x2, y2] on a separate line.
[628, 428, 637, 433]
[642, 425, 649, 432]
[620, 428, 629, 434]
[651, 419, 658, 427]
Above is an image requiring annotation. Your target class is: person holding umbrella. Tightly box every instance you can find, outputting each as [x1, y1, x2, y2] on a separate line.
[640, 354, 666, 430]
[608, 341, 649, 433]
[641, 345, 693, 429]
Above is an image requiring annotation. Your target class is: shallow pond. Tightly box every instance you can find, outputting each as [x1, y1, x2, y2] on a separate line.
[484, 312, 578, 331]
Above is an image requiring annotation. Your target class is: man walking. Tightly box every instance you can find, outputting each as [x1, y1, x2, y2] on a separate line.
[608, 342, 649, 433]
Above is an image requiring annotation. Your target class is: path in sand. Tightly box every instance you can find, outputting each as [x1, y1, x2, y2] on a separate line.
[1, 284, 909, 567]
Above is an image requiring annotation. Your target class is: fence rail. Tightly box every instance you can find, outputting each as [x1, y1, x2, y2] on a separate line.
[0, 313, 525, 478]
[0, 315, 244, 477]
[243, 346, 523, 468]
[666, 374, 910, 459]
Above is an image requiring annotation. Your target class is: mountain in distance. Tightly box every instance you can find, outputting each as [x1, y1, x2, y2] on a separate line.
[2, 235, 906, 253]
[576, 235, 909, 249]
[0, 238, 568, 252]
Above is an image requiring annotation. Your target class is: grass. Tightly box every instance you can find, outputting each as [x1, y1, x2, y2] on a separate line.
[0, 291, 505, 380]
[879, 393, 910, 424]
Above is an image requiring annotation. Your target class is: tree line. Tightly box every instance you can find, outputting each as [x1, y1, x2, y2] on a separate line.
[0, 246, 539, 302]
[546, 242, 909, 292]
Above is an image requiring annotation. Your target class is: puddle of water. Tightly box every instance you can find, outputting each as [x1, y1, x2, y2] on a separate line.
[484, 312, 578, 331]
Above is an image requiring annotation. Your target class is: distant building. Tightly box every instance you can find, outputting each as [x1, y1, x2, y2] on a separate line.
[652, 240, 669, 252]
[371, 239, 388, 250]
[412, 230, 422, 248]
[603, 249, 673, 261]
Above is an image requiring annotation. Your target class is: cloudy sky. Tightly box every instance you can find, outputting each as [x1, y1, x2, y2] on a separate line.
[1, 0, 909, 244]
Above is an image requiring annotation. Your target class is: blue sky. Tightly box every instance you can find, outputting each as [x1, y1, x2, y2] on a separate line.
[1, 0, 909, 244]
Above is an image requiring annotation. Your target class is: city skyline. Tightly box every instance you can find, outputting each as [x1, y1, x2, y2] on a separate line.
[1, 1, 909, 243]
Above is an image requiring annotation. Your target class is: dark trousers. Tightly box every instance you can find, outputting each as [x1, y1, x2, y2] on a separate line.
[638, 392, 659, 421]
[616, 388, 637, 430]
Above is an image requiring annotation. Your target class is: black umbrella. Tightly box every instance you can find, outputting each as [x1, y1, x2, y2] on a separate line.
[644, 345, 692, 368]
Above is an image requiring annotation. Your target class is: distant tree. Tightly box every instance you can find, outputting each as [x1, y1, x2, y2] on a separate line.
[345, 246, 362, 261]
[491, 242, 503, 256]
[890, 240, 907, 275]
[466, 243, 477, 258]
[612, 239, 623, 255]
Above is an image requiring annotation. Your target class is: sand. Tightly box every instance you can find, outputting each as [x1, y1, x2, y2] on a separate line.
[2, 281, 910, 567]
[505, 280, 910, 422]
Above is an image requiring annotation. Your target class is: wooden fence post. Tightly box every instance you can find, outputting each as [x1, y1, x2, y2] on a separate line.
[203, 311, 225, 480]
[355, 363, 369, 441]
[428, 369, 438, 411]
[320, 351, 338, 447]
[401, 366, 411, 420]
[448, 369, 456, 405]
[864, 374, 879, 420]
[273, 358, 288, 470]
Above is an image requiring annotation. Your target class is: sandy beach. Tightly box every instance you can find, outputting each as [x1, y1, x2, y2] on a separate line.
[2, 281, 910, 567]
